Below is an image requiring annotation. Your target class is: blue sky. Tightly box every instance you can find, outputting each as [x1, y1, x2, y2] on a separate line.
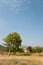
[0, 0, 43, 46]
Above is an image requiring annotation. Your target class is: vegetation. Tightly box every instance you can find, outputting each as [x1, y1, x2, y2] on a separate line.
[3, 32, 22, 53]
[27, 46, 43, 53]
[0, 60, 43, 65]
[0, 32, 43, 55]
[0, 45, 43, 56]
[0, 45, 6, 54]
[27, 46, 33, 53]
[33, 46, 42, 53]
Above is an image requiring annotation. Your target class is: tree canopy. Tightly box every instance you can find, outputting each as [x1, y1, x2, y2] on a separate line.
[3, 32, 22, 52]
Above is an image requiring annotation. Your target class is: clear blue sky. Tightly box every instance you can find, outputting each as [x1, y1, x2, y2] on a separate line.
[0, 0, 43, 46]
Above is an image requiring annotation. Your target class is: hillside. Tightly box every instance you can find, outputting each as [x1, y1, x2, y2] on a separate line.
[0, 45, 5, 53]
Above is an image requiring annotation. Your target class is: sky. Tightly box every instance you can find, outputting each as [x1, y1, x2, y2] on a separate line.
[0, 0, 43, 46]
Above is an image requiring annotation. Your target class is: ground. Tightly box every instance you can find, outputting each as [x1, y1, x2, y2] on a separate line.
[0, 55, 43, 64]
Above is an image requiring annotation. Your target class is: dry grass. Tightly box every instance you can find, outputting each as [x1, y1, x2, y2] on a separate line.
[0, 60, 43, 65]
[0, 55, 43, 64]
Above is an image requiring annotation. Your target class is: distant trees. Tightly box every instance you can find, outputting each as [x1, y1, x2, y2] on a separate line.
[3, 32, 22, 53]
[27, 46, 43, 53]
[33, 46, 42, 53]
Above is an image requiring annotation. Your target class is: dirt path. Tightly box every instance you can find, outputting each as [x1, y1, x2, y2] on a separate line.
[0, 55, 43, 63]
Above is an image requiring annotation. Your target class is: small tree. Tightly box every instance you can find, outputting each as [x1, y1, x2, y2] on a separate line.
[3, 32, 22, 53]
[27, 46, 33, 53]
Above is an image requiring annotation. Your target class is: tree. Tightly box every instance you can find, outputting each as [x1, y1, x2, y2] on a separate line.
[27, 46, 33, 53]
[34, 46, 42, 53]
[3, 32, 22, 53]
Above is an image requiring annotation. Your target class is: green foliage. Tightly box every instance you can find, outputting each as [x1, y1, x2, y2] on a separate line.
[27, 46, 43, 53]
[18, 48, 24, 52]
[34, 46, 42, 53]
[27, 46, 33, 53]
[3, 32, 22, 53]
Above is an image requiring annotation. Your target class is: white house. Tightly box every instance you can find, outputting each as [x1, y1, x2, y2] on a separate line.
[23, 48, 30, 53]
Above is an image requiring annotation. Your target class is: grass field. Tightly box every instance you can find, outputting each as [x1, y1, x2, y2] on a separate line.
[0, 55, 43, 65]
[0, 59, 43, 65]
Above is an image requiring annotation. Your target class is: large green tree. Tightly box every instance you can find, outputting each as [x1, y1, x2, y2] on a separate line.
[3, 32, 22, 53]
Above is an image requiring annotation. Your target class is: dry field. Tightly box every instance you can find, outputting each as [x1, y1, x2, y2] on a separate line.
[0, 55, 43, 63]
[0, 55, 43, 65]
